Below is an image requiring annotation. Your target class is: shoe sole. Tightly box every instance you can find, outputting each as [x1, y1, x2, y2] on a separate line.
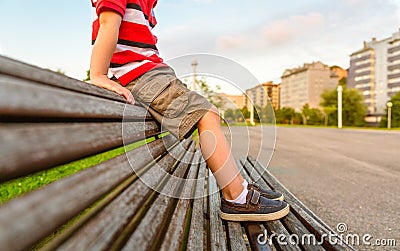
[220, 204, 290, 222]
[272, 194, 284, 201]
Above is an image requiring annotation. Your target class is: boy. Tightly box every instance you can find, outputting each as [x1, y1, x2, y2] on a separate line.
[90, 0, 289, 221]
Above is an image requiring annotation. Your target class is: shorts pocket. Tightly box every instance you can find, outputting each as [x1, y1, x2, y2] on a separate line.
[134, 79, 172, 105]
[151, 83, 189, 118]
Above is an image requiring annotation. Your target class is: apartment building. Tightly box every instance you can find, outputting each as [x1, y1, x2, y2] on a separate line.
[331, 65, 348, 81]
[245, 82, 280, 110]
[348, 29, 400, 117]
[219, 93, 246, 110]
[388, 33, 400, 97]
[280, 61, 340, 111]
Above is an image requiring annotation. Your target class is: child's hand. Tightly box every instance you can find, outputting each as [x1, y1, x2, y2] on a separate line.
[90, 75, 134, 104]
[89, 11, 133, 104]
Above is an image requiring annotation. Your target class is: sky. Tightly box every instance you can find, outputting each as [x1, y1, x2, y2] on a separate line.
[0, 0, 399, 93]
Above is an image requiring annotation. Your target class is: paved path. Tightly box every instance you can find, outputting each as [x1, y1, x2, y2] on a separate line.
[223, 126, 400, 249]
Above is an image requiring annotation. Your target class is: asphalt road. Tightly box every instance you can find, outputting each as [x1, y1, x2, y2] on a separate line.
[222, 126, 400, 250]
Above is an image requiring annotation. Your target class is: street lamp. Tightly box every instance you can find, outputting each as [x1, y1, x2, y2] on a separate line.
[387, 101, 393, 129]
[250, 103, 256, 126]
[337, 86, 343, 129]
[191, 59, 198, 91]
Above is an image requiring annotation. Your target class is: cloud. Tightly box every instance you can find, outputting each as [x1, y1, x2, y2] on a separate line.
[262, 12, 325, 46]
[216, 12, 325, 51]
[215, 34, 247, 50]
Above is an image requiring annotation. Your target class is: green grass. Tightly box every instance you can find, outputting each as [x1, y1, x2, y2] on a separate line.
[0, 137, 156, 204]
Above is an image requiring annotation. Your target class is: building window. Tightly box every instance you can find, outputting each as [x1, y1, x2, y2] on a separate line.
[354, 75, 370, 81]
[355, 59, 371, 66]
[355, 83, 371, 89]
[355, 67, 372, 74]
[389, 77, 400, 84]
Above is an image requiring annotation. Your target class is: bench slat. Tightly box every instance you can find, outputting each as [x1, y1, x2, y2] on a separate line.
[208, 168, 228, 251]
[264, 221, 300, 251]
[238, 159, 273, 251]
[53, 139, 191, 251]
[0, 121, 159, 182]
[0, 75, 151, 120]
[226, 222, 248, 250]
[186, 156, 207, 250]
[120, 143, 195, 251]
[0, 56, 127, 103]
[243, 223, 273, 251]
[159, 150, 201, 251]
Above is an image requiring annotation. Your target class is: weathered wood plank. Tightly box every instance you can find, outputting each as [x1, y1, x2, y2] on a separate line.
[243, 223, 273, 251]
[238, 159, 273, 251]
[226, 221, 248, 251]
[53, 139, 191, 251]
[247, 156, 351, 251]
[159, 150, 201, 251]
[0, 121, 159, 182]
[263, 221, 300, 251]
[187, 153, 207, 251]
[0, 136, 179, 251]
[208, 168, 228, 251]
[120, 144, 195, 251]
[0, 75, 151, 120]
[0, 55, 127, 103]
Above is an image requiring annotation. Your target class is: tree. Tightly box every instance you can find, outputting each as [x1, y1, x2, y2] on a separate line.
[191, 78, 223, 109]
[224, 108, 244, 123]
[302, 104, 324, 125]
[320, 86, 366, 127]
[293, 111, 303, 125]
[380, 92, 400, 128]
[275, 107, 296, 124]
[339, 77, 347, 87]
[241, 107, 250, 120]
[83, 70, 90, 82]
[260, 102, 275, 124]
[253, 105, 261, 123]
[322, 106, 336, 126]
[56, 69, 65, 75]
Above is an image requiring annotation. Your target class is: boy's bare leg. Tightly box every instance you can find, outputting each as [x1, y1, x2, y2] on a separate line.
[197, 107, 245, 200]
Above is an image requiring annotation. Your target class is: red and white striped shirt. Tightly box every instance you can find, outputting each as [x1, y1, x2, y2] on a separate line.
[91, 0, 165, 86]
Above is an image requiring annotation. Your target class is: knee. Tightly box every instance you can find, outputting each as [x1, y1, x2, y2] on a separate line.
[198, 105, 220, 128]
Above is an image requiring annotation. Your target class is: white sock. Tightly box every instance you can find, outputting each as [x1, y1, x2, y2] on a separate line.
[242, 179, 248, 189]
[226, 180, 249, 204]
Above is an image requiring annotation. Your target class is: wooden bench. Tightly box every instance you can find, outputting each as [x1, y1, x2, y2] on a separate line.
[0, 56, 353, 251]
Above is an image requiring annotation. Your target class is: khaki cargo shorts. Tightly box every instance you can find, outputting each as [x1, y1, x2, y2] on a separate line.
[125, 66, 213, 140]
